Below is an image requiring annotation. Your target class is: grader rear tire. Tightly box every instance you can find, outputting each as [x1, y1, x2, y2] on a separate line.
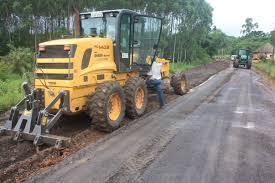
[125, 77, 148, 119]
[88, 81, 125, 132]
[247, 62, 251, 69]
[171, 73, 189, 95]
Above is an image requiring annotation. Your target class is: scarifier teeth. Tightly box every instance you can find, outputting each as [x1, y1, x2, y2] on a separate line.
[55, 140, 63, 149]
[33, 136, 42, 146]
[14, 132, 22, 141]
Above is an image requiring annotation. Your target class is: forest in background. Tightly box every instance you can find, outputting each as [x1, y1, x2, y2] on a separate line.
[0, 0, 272, 112]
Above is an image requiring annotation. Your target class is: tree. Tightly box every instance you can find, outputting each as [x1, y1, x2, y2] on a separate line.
[203, 29, 227, 57]
[0, 0, 214, 63]
[241, 18, 259, 36]
[0, 45, 33, 75]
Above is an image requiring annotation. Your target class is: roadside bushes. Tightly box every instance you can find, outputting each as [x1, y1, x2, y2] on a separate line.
[0, 45, 33, 76]
[0, 45, 33, 113]
[0, 61, 12, 80]
[0, 78, 24, 113]
[254, 61, 275, 79]
[170, 63, 196, 74]
[170, 48, 212, 74]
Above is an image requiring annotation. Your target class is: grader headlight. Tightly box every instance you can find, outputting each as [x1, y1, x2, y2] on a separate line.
[39, 45, 46, 52]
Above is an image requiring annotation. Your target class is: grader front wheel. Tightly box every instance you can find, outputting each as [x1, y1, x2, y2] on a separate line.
[125, 77, 148, 119]
[171, 73, 189, 95]
[88, 81, 125, 132]
[108, 93, 122, 121]
[162, 77, 171, 94]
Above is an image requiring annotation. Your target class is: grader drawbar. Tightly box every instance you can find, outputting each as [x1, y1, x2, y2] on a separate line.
[0, 83, 70, 148]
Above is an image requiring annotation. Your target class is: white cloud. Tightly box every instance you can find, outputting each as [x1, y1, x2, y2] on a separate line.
[206, 0, 275, 37]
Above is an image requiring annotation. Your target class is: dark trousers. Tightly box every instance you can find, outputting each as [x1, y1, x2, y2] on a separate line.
[147, 79, 165, 107]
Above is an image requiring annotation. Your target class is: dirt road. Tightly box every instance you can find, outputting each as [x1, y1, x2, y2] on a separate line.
[27, 66, 275, 183]
[138, 69, 275, 183]
[0, 61, 229, 182]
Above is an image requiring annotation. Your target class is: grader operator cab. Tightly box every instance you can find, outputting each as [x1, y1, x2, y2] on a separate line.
[0, 9, 188, 147]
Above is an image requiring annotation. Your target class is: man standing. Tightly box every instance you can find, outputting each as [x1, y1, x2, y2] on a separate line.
[147, 58, 166, 108]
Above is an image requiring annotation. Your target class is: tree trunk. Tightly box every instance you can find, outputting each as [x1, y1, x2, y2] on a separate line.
[67, 5, 71, 33]
[50, 16, 54, 40]
[73, 6, 80, 37]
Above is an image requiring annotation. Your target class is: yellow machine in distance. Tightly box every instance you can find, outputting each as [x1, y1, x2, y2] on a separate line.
[1, 9, 188, 147]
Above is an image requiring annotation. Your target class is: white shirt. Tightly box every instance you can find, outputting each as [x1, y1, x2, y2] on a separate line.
[148, 62, 162, 80]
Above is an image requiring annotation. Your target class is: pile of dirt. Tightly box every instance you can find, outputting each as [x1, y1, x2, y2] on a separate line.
[0, 60, 229, 182]
[186, 61, 230, 88]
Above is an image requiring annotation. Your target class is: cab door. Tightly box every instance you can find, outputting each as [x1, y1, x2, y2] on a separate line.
[132, 15, 162, 73]
[119, 14, 132, 71]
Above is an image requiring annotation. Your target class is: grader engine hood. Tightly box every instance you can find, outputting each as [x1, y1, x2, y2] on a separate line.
[36, 37, 115, 87]
[35, 37, 116, 113]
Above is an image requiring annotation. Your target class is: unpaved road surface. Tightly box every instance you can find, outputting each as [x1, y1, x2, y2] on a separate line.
[29, 67, 275, 183]
[0, 61, 229, 182]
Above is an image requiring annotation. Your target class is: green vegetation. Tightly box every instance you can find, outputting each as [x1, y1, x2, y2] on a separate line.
[254, 61, 275, 79]
[0, 0, 214, 62]
[170, 56, 212, 74]
[231, 18, 271, 53]
[170, 63, 197, 74]
[0, 46, 33, 113]
[206, 18, 272, 56]
[0, 77, 24, 113]
[231, 35, 271, 53]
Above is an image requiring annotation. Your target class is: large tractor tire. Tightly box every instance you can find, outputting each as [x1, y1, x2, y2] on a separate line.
[88, 81, 125, 132]
[124, 77, 148, 119]
[171, 72, 189, 95]
[162, 77, 171, 94]
[233, 60, 239, 68]
[247, 62, 251, 69]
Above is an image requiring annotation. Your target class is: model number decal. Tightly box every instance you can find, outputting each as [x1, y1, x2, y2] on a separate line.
[94, 54, 103, 57]
[94, 45, 110, 49]
[94, 54, 110, 58]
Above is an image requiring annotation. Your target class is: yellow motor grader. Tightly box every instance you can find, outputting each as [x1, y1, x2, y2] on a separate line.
[0, 9, 188, 147]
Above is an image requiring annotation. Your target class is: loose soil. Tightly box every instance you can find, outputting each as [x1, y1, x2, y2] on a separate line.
[0, 61, 229, 183]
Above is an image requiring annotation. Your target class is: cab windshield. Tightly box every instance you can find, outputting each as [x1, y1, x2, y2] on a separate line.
[80, 12, 118, 40]
[239, 49, 248, 56]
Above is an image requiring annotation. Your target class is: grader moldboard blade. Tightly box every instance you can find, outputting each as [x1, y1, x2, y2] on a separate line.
[0, 83, 71, 148]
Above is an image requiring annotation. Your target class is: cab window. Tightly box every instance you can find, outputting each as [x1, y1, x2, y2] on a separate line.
[81, 49, 92, 69]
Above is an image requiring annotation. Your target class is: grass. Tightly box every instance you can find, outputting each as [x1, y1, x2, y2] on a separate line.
[170, 63, 197, 74]
[169, 58, 212, 74]
[254, 61, 275, 79]
[0, 78, 24, 113]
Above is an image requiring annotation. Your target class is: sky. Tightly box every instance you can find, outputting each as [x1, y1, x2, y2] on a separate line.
[206, 0, 275, 37]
